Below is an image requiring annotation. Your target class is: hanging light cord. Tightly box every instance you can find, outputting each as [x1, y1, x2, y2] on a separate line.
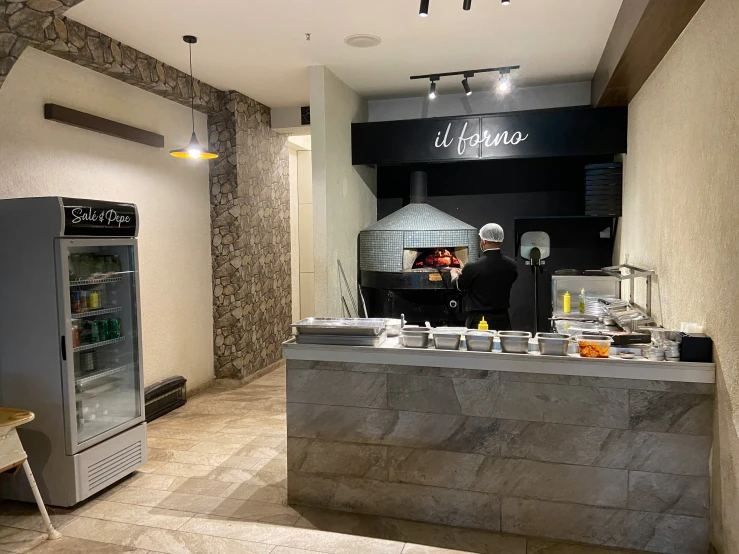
[189, 42, 195, 133]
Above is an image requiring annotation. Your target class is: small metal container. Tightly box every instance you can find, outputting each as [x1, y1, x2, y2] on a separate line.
[433, 331, 462, 350]
[465, 330, 495, 352]
[498, 331, 532, 354]
[536, 333, 570, 356]
[401, 330, 431, 349]
[385, 319, 403, 337]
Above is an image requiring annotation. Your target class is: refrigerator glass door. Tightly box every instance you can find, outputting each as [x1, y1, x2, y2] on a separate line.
[58, 239, 144, 454]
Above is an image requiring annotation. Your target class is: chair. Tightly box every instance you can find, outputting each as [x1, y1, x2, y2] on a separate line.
[0, 408, 61, 540]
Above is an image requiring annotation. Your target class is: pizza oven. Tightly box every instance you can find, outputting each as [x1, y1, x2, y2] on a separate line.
[359, 171, 479, 325]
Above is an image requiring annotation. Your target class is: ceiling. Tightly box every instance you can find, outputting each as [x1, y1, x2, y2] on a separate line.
[67, 0, 623, 108]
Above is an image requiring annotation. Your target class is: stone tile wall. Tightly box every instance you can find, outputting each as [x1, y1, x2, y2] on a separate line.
[0, 1, 223, 112]
[285, 360, 714, 554]
[210, 92, 291, 379]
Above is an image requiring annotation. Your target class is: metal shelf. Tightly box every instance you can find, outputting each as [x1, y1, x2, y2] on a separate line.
[75, 365, 128, 387]
[70, 276, 123, 286]
[73, 336, 125, 353]
[72, 306, 123, 319]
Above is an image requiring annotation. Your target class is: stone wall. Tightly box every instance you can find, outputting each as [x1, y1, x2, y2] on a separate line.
[286, 360, 713, 554]
[211, 92, 291, 379]
[0, 1, 222, 112]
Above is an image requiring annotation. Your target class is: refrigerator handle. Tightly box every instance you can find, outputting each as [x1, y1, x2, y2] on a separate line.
[61, 335, 67, 361]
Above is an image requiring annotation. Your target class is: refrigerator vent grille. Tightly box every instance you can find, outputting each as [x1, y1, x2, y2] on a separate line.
[87, 441, 142, 493]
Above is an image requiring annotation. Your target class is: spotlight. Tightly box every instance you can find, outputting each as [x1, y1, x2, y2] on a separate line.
[462, 78, 472, 96]
[463, 0, 472, 9]
[501, 0, 510, 4]
[429, 81, 437, 99]
[419, 0, 429, 16]
[498, 69, 511, 94]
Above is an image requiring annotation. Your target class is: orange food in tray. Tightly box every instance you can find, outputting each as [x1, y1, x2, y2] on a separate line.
[578, 341, 611, 358]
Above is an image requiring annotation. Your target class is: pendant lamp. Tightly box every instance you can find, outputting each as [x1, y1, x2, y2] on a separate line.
[170, 35, 218, 160]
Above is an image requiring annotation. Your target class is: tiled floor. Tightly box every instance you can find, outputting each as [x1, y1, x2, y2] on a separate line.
[0, 363, 643, 554]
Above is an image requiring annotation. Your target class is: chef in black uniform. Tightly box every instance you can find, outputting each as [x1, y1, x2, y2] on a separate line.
[450, 223, 518, 330]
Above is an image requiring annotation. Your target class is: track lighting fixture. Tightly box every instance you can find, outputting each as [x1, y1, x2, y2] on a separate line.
[498, 68, 512, 94]
[412, 66, 519, 98]
[462, 78, 472, 96]
[419, 0, 507, 16]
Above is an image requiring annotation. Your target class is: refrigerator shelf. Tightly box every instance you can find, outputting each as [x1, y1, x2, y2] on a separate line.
[70, 276, 123, 286]
[75, 365, 128, 387]
[72, 306, 123, 319]
[73, 336, 125, 353]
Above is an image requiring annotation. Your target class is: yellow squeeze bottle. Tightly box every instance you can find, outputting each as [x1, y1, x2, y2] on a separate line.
[563, 291, 571, 314]
[478, 317, 489, 331]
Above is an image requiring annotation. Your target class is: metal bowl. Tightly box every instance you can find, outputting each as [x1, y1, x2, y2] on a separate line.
[536, 333, 570, 356]
[464, 330, 495, 352]
[498, 331, 532, 354]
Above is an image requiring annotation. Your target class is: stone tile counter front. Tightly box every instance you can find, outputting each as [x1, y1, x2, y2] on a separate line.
[283, 339, 715, 554]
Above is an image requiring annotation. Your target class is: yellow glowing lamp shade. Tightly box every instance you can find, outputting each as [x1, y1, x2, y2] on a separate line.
[170, 132, 218, 160]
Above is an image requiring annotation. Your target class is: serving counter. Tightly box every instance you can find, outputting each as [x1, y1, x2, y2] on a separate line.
[283, 338, 715, 554]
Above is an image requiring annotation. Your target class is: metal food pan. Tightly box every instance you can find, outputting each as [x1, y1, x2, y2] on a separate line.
[295, 333, 387, 347]
[291, 318, 387, 336]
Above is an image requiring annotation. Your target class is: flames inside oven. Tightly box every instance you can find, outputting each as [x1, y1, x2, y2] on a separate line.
[403, 247, 469, 271]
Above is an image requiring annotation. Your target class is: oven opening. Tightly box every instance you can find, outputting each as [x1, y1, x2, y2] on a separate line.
[403, 247, 469, 272]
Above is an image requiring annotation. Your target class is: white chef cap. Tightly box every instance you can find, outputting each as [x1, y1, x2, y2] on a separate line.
[479, 223, 504, 242]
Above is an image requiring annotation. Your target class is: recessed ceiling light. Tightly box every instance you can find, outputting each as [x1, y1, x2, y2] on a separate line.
[344, 34, 382, 48]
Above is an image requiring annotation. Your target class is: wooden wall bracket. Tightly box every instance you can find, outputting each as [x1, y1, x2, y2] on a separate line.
[44, 104, 165, 148]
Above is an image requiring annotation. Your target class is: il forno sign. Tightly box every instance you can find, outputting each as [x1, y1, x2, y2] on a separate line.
[351, 106, 627, 165]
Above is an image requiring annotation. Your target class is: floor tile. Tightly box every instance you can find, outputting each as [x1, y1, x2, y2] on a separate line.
[0, 503, 76, 534]
[148, 448, 231, 466]
[24, 535, 149, 553]
[76, 501, 194, 530]
[219, 456, 264, 470]
[167, 478, 235, 497]
[189, 442, 243, 455]
[180, 515, 405, 554]
[137, 460, 167, 474]
[153, 462, 218, 479]
[0, 525, 47, 553]
[125, 473, 178, 491]
[147, 437, 200, 451]
[222, 483, 288, 505]
[61, 516, 273, 554]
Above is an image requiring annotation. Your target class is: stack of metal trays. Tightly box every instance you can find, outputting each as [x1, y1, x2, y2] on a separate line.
[291, 318, 387, 347]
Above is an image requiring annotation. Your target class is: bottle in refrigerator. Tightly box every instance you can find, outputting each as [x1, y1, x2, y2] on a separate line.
[71, 291, 81, 313]
[90, 320, 99, 343]
[89, 290, 100, 310]
[110, 318, 121, 339]
[71, 320, 82, 347]
[80, 290, 89, 312]
[98, 320, 109, 342]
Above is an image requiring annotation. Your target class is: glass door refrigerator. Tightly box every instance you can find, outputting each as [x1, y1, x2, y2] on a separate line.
[0, 197, 147, 507]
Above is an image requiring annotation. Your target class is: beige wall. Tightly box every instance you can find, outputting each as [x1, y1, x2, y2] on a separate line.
[0, 48, 214, 390]
[310, 66, 377, 318]
[297, 149, 315, 319]
[615, 0, 739, 549]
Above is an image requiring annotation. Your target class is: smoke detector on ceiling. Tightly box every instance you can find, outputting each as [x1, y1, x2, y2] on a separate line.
[344, 34, 382, 48]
